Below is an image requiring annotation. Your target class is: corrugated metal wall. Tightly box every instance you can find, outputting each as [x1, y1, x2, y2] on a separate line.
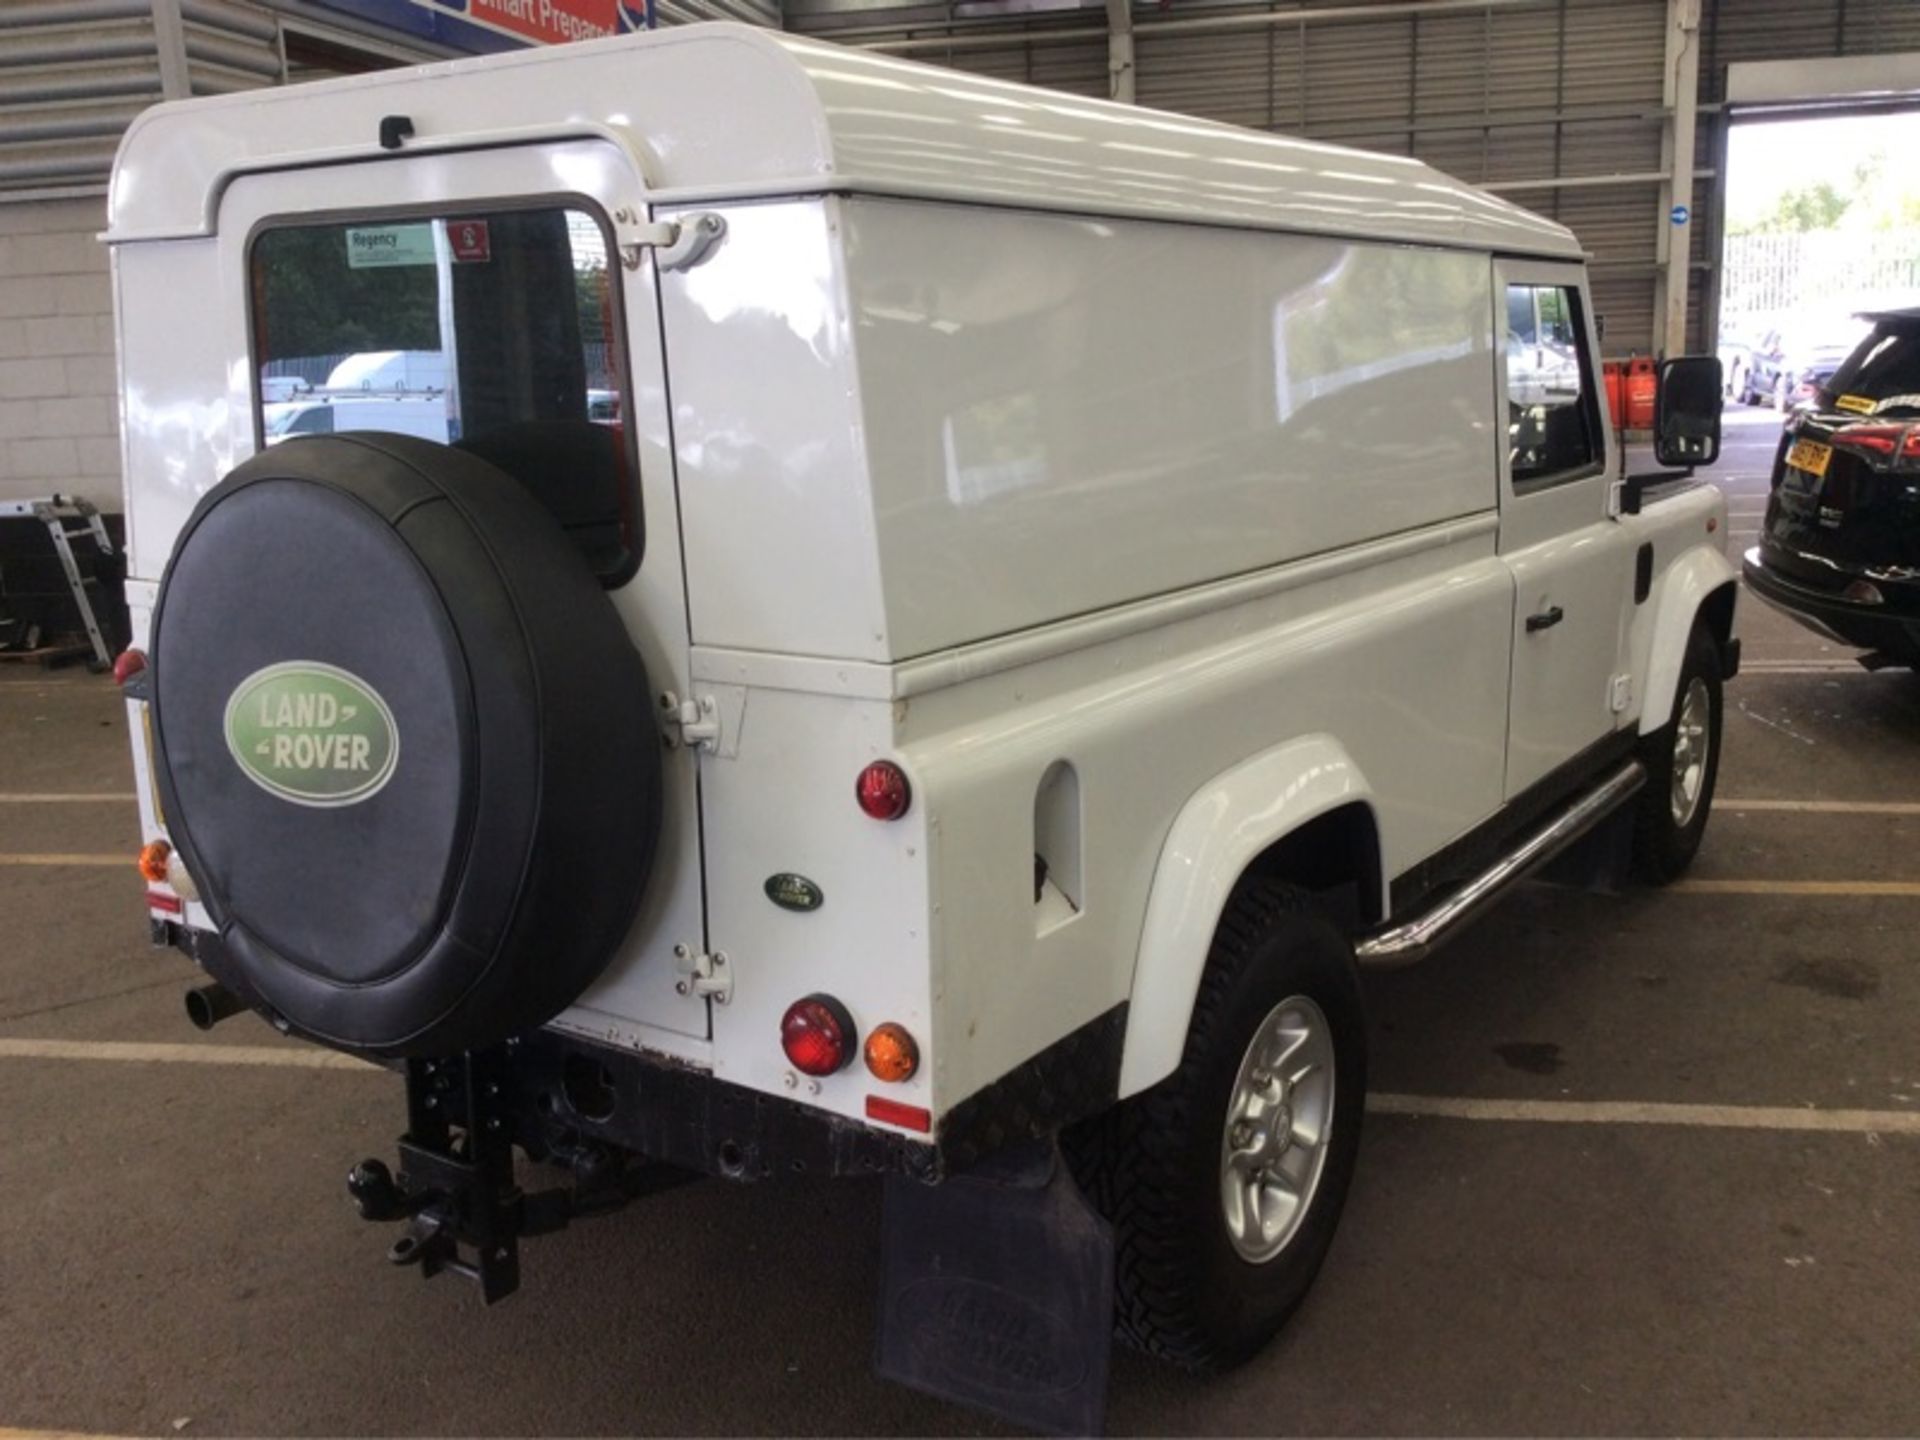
[0, 0, 782, 193]
[793, 0, 1920, 354]
[659, 0, 783, 26]
[186, 0, 284, 95]
[0, 2, 167, 193]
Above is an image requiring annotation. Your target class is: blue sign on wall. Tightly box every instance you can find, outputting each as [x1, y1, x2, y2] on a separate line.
[1670, 204, 1690, 226]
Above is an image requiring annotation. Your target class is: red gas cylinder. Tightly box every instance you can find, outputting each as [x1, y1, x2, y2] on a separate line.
[1625, 356, 1657, 430]
[1602, 361, 1625, 430]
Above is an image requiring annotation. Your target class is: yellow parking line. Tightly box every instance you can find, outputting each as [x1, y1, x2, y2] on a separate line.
[0, 1038, 375, 1071]
[2, 1041, 1912, 1138]
[1719, 798, 1920, 815]
[1374, 1093, 1920, 1136]
[0, 793, 136, 803]
[0, 854, 125, 867]
[1671, 879, 1920, 897]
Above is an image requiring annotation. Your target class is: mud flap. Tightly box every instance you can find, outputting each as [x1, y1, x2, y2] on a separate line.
[876, 1138, 1113, 1435]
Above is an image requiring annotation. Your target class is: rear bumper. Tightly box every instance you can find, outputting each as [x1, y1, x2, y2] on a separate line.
[512, 1029, 940, 1182]
[154, 920, 1124, 1184]
[1742, 548, 1920, 663]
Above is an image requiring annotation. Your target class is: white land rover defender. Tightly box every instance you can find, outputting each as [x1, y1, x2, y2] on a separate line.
[109, 25, 1737, 1430]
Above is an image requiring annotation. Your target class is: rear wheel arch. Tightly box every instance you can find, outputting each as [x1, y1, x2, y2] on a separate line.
[1242, 801, 1384, 934]
[1119, 737, 1382, 1099]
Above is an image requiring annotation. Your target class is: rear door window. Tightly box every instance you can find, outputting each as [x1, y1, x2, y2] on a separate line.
[1824, 323, 1920, 410]
[1504, 282, 1601, 488]
[249, 205, 638, 583]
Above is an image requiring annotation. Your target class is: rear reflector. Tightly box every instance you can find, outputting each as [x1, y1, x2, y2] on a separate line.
[865, 1095, 931, 1133]
[145, 890, 182, 915]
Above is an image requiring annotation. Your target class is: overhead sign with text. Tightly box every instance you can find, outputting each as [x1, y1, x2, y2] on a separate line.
[307, 0, 654, 54]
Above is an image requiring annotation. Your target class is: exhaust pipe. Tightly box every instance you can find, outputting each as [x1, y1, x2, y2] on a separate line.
[184, 982, 245, 1031]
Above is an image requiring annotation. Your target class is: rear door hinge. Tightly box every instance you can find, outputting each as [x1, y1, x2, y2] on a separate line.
[615, 210, 726, 273]
[660, 685, 745, 757]
[662, 691, 720, 751]
[673, 945, 731, 1004]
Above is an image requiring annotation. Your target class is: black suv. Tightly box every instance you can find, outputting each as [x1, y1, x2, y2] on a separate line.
[1744, 308, 1920, 668]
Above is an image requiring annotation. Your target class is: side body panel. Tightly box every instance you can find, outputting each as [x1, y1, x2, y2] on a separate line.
[905, 529, 1511, 1116]
[663, 196, 1504, 665]
[669, 201, 1515, 1122]
[692, 525, 1509, 1127]
[845, 199, 1504, 661]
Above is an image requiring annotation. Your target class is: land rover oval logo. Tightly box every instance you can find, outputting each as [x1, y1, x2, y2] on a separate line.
[223, 661, 399, 808]
[764, 873, 824, 912]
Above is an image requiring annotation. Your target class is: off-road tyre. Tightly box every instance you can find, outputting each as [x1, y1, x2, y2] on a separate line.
[1066, 883, 1366, 1373]
[1632, 622, 1722, 884]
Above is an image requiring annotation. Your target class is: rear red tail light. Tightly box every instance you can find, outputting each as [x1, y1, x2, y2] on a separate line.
[112, 648, 146, 685]
[781, 993, 855, 1076]
[1831, 422, 1920, 471]
[146, 890, 182, 915]
[855, 761, 911, 821]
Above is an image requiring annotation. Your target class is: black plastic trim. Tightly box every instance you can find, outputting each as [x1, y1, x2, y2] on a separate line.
[1389, 727, 1640, 918]
[937, 1003, 1128, 1173]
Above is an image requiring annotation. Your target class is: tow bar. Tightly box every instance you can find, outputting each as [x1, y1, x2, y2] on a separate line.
[345, 1047, 680, 1303]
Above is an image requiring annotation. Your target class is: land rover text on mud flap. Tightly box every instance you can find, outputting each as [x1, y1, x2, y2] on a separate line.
[108, 25, 1738, 1431]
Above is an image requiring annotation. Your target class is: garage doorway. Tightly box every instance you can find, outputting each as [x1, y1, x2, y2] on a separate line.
[1706, 53, 1920, 411]
[1714, 108, 1920, 409]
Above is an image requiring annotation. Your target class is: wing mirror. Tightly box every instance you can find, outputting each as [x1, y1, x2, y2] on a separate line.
[1653, 355, 1723, 468]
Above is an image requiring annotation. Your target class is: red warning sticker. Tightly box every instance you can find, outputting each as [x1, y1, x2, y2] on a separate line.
[449, 220, 491, 264]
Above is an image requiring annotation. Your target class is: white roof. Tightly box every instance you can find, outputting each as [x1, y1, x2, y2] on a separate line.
[108, 23, 1578, 258]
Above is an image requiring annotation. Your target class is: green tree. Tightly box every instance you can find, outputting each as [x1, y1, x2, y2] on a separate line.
[254, 227, 440, 361]
[1753, 180, 1851, 234]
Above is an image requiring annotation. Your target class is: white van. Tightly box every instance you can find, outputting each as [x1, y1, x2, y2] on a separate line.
[325, 349, 448, 394]
[107, 25, 1736, 1429]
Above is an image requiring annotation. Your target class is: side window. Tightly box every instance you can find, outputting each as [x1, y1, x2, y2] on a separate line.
[248, 205, 638, 584]
[1505, 282, 1600, 488]
[263, 404, 334, 437]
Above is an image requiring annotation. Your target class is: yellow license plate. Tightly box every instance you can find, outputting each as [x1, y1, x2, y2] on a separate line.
[1787, 438, 1832, 478]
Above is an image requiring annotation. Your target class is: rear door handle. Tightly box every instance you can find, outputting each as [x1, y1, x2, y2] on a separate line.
[1526, 605, 1565, 633]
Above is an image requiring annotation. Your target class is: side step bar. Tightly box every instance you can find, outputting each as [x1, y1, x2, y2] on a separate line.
[1355, 759, 1646, 969]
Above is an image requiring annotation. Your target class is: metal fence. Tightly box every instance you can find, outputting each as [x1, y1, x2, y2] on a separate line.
[1721, 231, 1920, 323]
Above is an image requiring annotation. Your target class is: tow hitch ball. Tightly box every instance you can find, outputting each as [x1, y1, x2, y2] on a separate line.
[345, 1050, 670, 1304]
[344, 1052, 538, 1304]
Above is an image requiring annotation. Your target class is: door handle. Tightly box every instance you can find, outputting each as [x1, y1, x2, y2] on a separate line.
[1526, 605, 1565, 633]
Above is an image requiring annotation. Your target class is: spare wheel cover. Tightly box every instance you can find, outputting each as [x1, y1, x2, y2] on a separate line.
[150, 433, 661, 1056]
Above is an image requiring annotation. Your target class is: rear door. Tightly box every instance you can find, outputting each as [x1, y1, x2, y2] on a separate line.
[1495, 260, 1636, 797]
[223, 139, 710, 1054]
